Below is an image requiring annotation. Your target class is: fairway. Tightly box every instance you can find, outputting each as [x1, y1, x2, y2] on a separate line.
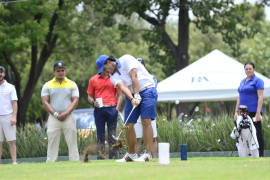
[0, 157, 269, 180]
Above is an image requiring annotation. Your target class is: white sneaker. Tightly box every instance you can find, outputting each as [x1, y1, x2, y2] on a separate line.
[116, 153, 138, 162]
[12, 162, 18, 165]
[134, 153, 152, 162]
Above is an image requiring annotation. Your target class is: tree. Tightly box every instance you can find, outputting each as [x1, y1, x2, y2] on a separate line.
[23, 4, 161, 122]
[88, 0, 267, 114]
[0, 0, 81, 125]
[238, 21, 270, 76]
[89, 0, 267, 74]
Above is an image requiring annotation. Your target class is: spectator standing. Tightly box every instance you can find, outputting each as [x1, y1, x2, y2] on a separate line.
[41, 62, 80, 162]
[234, 62, 264, 157]
[87, 55, 122, 159]
[0, 66, 18, 164]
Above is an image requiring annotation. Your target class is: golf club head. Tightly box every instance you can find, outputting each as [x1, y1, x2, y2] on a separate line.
[112, 138, 124, 150]
[112, 134, 119, 141]
[111, 106, 136, 150]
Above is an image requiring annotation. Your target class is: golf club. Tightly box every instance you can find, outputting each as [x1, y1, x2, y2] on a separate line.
[112, 106, 136, 141]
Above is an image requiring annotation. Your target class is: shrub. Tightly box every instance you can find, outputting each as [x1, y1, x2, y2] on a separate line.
[157, 113, 270, 152]
[1, 113, 269, 158]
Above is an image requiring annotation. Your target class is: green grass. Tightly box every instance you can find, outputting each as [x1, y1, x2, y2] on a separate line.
[0, 158, 269, 180]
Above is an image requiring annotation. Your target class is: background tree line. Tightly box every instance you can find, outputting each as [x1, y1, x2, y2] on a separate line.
[0, 0, 269, 126]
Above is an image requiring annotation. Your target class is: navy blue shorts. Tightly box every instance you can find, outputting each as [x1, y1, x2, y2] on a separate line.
[124, 87, 158, 123]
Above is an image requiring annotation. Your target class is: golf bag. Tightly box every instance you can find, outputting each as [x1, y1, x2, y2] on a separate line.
[230, 110, 259, 157]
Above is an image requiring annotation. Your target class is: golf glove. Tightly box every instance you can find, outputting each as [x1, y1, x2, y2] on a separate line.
[134, 93, 142, 105]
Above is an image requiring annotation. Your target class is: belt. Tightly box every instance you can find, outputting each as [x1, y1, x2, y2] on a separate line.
[128, 84, 155, 93]
[140, 84, 155, 92]
[103, 104, 116, 108]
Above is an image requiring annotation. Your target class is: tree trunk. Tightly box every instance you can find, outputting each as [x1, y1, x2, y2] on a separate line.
[16, 0, 62, 126]
[177, 0, 190, 71]
[137, 0, 191, 115]
[176, 0, 190, 115]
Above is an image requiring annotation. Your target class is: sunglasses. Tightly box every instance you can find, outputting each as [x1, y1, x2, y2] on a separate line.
[107, 56, 116, 62]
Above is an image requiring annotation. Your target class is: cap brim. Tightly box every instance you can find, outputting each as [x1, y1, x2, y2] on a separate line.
[54, 66, 65, 69]
[98, 65, 104, 74]
[115, 58, 121, 68]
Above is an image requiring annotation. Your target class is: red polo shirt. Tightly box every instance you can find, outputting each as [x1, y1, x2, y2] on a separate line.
[87, 74, 120, 106]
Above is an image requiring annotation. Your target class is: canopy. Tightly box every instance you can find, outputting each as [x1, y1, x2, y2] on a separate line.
[157, 49, 270, 102]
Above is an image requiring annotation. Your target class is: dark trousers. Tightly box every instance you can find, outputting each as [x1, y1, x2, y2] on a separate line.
[248, 112, 264, 157]
[94, 106, 118, 159]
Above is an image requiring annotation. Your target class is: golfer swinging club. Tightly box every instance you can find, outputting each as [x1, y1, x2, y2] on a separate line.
[105, 54, 157, 162]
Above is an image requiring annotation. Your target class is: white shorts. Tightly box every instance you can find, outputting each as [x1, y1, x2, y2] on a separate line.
[134, 117, 157, 138]
[0, 114, 16, 142]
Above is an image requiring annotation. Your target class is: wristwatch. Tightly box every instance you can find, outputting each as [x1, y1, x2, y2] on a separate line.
[53, 111, 59, 118]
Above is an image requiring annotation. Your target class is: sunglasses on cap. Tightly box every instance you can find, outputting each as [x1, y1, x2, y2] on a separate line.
[107, 56, 116, 62]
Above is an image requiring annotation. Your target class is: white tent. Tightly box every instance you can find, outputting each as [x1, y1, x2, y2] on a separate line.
[157, 49, 270, 102]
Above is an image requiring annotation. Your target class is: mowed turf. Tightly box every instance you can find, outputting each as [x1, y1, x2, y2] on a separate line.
[0, 157, 269, 180]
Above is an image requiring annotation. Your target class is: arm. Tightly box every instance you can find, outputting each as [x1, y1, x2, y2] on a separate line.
[255, 89, 263, 122]
[41, 83, 56, 117]
[88, 94, 99, 107]
[129, 68, 140, 94]
[234, 97, 240, 120]
[117, 81, 138, 107]
[42, 95, 56, 115]
[116, 90, 122, 111]
[10, 100, 17, 126]
[58, 96, 79, 121]
[129, 68, 142, 104]
[88, 94, 95, 105]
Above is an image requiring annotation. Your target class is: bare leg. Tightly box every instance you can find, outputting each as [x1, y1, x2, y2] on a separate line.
[141, 118, 153, 154]
[135, 138, 142, 156]
[7, 141, 16, 163]
[125, 123, 136, 154]
[152, 138, 158, 158]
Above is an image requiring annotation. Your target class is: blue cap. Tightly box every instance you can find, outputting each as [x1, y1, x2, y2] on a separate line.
[96, 55, 121, 74]
[53, 62, 65, 69]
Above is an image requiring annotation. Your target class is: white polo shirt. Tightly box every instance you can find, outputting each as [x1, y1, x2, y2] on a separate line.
[0, 80, 18, 115]
[110, 54, 155, 91]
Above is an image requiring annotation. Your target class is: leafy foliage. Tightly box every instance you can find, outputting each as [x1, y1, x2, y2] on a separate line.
[238, 21, 270, 76]
[88, 0, 267, 76]
[2, 113, 270, 158]
[0, 0, 269, 123]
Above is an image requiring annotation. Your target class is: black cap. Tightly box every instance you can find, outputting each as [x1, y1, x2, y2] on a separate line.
[0, 66, 5, 72]
[53, 62, 65, 69]
[137, 58, 145, 65]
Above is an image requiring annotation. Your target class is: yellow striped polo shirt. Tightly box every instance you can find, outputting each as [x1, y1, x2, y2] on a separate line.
[41, 77, 79, 112]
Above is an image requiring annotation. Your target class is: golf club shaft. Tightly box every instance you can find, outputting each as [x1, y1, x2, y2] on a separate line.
[116, 106, 136, 139]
